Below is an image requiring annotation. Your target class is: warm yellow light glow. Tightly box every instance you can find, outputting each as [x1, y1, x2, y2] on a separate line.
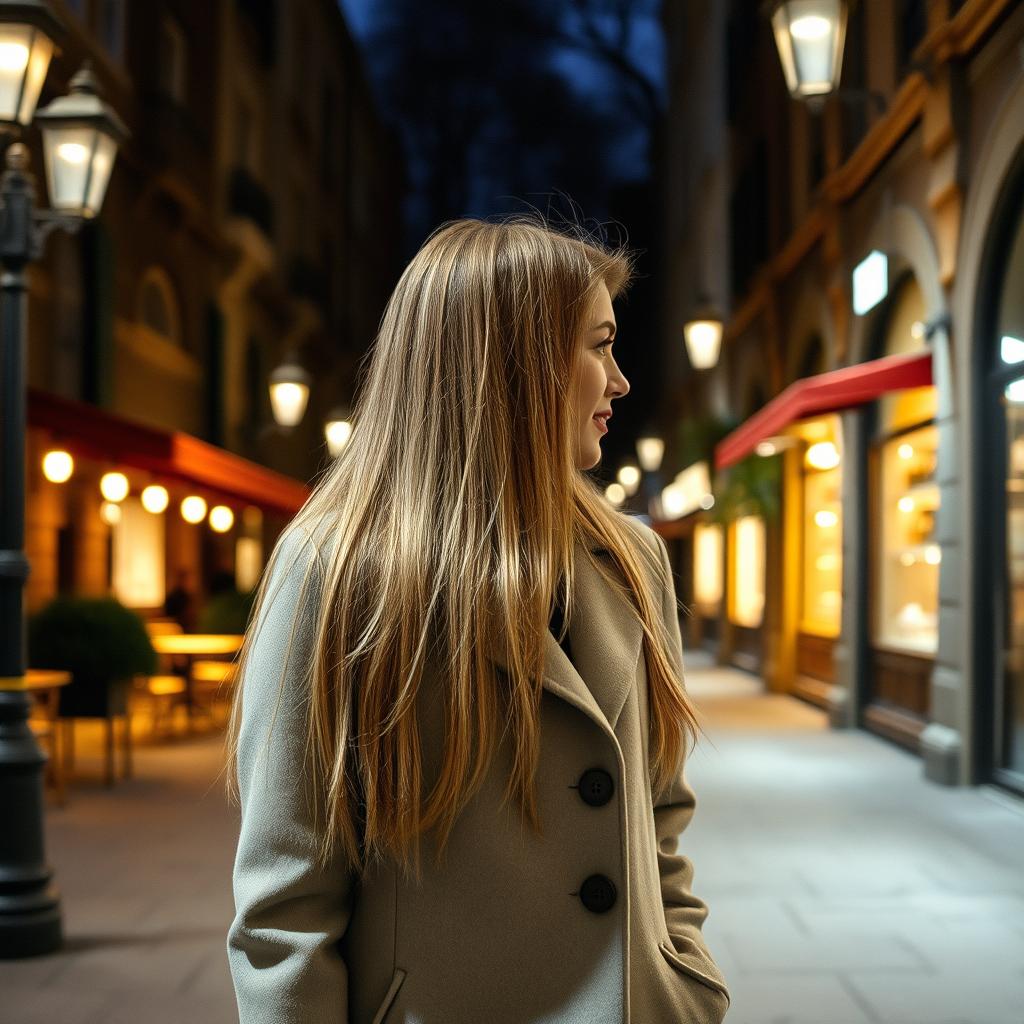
[141, 484, 169, 514]
[815, 509, 839, 528]
[900, 552, 916, 567]
[0, 42, 29, 73]
[636, 435, 664, 472]
[756, 441, 777, 457]
[56, 141, 89, 165]
[898, 443, 914, 460]
[605, 483, 626, 506]
[910, 320, 926, 339]
[790, 14, 831, 39]
[325, 418, 352, 457]
[806, 441, 840, 470]
[694, 522, 723, 610]
[898, 496, 915, 513]
[815, 553, 839, 572]
[181, 495, 207, 524]
[42, 450, 74, 483]
[100, 471, 129, 502]
[617, 464, 641, 495]
[209, 505, 235, 533]
[269, 379, 310, 427]
[100, 501, 121, 525]
[683, 318, 723, 369]
[730, 516, 765, 628]
[924, 545, 941, 565]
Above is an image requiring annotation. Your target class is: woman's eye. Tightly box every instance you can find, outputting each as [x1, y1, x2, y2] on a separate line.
[597, 338, 614, 354]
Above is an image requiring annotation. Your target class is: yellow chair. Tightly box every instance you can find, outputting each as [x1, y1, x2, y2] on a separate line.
[133, 673, 188, 738]
[190, 659, 238, 727]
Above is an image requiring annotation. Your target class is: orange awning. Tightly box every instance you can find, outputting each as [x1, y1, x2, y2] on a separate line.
[28, 388, 310, 516]
[714, 349, 933, 470]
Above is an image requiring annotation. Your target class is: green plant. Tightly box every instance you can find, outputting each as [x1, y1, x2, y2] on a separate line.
[28, 596, 157, 717]
[709, 452, 782, 525]
[676, 412, 740, 471]
[196, 589, 256, 635]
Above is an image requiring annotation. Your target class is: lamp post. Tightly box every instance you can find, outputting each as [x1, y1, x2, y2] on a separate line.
[0, 4, 126, 956]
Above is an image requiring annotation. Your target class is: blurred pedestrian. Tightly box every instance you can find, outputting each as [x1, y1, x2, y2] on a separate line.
[164, 567, 196, 634]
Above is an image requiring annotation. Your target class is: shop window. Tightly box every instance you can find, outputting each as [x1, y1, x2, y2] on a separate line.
[875, 422, 939, 653]
[728, 515, 765, 628]
[796, 416, 843, 637]
[872, 276, 939, 656]
[693, 521, 723, 615]
[992, 168, 1024, 782]
[111, 497, 165, 608]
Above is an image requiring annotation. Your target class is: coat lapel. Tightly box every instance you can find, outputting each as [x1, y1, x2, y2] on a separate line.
[488, 538, 646, 736]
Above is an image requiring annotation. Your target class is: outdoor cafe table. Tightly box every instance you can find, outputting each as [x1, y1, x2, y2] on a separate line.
[149, 634, 243, 729]
[24, 668, 72, 726]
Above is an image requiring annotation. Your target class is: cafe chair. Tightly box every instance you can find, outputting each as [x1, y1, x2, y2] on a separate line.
[190, 659, 238, 728]
[133, 673, 188, 738]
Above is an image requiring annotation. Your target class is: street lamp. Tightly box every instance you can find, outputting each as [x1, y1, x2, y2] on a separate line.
[268, 355, 311, 428]
[683, 300, 724, 370]
[0, 3, 127, 956]
[768, 0, 848, 103]
[33, 63, 127, 218]
[635, 434, 664, 473]
[324, 404, 352, 457]
[0, 1, 62, 125]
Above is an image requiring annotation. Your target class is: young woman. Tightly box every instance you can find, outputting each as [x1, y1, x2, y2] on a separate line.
[225, 217, 730, 1023]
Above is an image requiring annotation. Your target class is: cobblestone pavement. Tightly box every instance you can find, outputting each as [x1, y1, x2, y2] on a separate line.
[3, 658, 1023, 1024]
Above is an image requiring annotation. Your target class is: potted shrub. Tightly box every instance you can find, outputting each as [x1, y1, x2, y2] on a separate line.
[28, 596, 158, 718]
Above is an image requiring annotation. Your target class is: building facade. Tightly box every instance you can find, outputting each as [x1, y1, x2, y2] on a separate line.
[23, 0, 402, 618]
[658, 0, 1024, 796]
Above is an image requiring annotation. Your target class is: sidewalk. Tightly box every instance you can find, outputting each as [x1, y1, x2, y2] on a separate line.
[681, 649, 1024, 1024]
[4, 660, 1024, 1024]
[2, 715, 239, 1024]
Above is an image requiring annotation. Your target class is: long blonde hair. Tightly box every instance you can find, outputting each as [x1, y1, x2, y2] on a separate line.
[224, 216, 702, 882]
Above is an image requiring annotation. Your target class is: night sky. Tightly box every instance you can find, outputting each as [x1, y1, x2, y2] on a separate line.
[338, 0, 667, 254]
[336, 0, 670, 476]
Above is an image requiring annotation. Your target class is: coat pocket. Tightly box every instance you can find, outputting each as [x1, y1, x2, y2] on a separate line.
[370, 966, 407, 1024]
[658, 940, 731, 1004]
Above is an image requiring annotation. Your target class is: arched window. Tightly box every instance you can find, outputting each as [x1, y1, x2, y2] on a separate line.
[136, 267, 183, 349]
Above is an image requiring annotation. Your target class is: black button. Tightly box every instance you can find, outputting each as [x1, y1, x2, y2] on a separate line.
[577, 768, 614, 807]
[579, 874, 616, 914]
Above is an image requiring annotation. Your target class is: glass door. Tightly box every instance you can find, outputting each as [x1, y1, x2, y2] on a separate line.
[1000, 375, 1024, 785]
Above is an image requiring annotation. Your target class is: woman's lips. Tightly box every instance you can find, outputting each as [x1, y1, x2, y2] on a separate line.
[592, 415, 609, 434]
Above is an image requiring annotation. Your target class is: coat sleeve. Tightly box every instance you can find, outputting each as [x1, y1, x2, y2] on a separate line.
[226, 528, 356, 1024]
[649, 528, 732, 1021]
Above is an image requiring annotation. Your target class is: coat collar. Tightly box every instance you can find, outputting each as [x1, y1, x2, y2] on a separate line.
[487, 536, 645, 736]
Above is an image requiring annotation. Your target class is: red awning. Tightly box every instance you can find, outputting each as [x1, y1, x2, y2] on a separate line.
[714, 349, 934, 470]
[28, 388, 310, 516]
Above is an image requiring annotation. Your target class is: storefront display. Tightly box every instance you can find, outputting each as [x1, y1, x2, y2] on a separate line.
[728, 515, 765, 629]
[875, 422, 940, 654]
[793, 417, 843, 639]
[693, 521, 723, 616]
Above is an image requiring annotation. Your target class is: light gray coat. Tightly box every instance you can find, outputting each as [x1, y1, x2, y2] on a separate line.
[227, 514, 731, 1023]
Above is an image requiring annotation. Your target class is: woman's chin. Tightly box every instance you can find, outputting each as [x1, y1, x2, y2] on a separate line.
[577, 442, 602, 471]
